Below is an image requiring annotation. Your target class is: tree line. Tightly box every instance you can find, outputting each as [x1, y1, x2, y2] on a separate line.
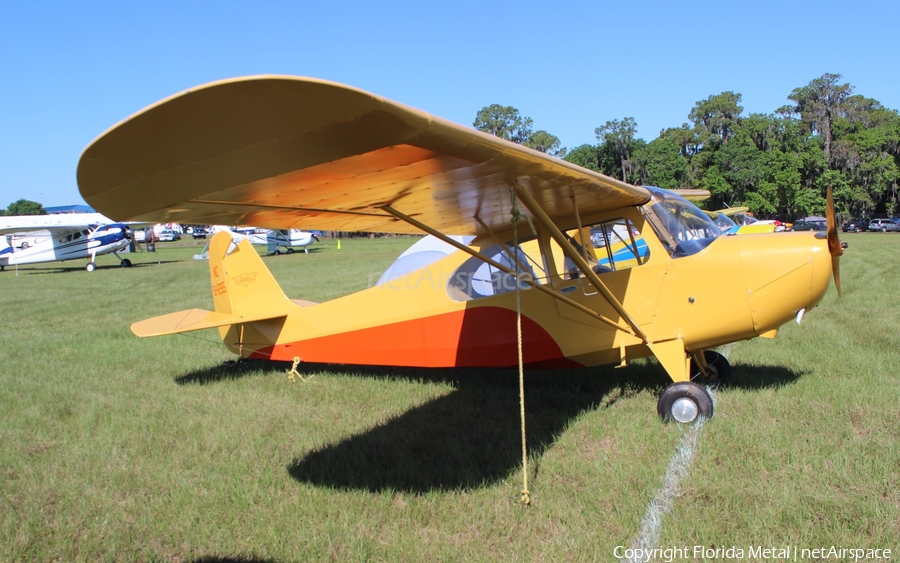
[474, 73, 900, 219]
[0, 199, 45, 216]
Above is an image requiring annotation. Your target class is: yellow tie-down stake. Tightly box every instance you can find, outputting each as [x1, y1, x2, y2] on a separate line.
[287, 356, 314, 383]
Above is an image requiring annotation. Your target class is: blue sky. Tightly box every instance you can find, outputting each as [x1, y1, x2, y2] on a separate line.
[2, 0, 897, 207]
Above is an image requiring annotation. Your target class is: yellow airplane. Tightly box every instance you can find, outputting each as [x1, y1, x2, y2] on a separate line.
[77, 76, 842, 423]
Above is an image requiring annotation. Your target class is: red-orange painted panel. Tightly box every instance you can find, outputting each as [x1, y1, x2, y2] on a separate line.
[249, 307, 581, 369]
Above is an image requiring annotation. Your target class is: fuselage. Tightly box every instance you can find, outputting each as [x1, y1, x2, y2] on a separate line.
[222, 191, 833, 373]
[0, 223, 131, 266]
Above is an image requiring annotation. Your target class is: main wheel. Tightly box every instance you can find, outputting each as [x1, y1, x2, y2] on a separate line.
[286, 248, 294, 254]
[20, 242, 28, 249]
[121, 259, 132, 267]
[86, 262, 97, 272]
[658, 382, 714, 423]
[691, 350, 731, 384]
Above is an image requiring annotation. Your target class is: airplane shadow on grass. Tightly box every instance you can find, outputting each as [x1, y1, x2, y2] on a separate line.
[274, 360, 804, 494]
[174, 358, 287, 385]
[171, 357, 801, 492]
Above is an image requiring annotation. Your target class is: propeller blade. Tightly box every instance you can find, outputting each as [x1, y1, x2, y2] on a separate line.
[825, 185, 842, 296]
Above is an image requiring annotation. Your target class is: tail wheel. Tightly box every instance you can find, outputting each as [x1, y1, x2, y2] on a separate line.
[691, 350, 731, 384]
[658, 382, 713, 423]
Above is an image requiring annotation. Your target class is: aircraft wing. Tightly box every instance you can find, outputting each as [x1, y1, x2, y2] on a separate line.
[718, 206, 751, 217]
[130, 308, 287, 337]
[0, 213, 115, 236]
[77, 75, 650, 237]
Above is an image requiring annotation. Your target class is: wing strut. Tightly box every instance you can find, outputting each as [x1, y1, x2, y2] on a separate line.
[513, 185, 649, 343]
[379, 205, 635, 335]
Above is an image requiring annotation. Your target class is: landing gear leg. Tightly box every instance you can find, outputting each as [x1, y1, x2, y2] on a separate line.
[86, 250, 98, 272]
[113, 250, 132, 267]
[691, 350, 731, 385]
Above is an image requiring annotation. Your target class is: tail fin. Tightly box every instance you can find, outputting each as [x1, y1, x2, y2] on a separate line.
[131, 231, 293, 337]
[208, 231, 293, 318]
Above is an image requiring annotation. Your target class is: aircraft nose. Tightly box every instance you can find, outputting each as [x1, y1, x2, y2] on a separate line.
[742, 233, 832, 334]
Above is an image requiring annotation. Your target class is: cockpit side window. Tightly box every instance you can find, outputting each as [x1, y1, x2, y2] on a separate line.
[549, 217, 648, 280]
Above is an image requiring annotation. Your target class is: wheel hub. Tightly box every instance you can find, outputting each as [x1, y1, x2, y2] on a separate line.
[671, 397, 699, 423]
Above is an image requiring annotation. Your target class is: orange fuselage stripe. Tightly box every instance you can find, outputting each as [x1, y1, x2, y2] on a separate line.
[248, 306, 582, 369]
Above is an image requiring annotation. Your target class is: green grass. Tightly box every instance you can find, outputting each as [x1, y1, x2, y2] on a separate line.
[1, 233, 898, 561]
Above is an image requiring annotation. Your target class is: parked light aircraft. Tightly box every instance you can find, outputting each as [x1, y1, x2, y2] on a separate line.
[267, 229, 320, 254]
[209, 226, 268, 245]
[0, 213, 134, 272]
[197, 227, 319, 256]
[76, 76, 842, 423]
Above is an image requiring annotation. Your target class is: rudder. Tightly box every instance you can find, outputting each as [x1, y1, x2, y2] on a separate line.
[208, 231, 293, 318]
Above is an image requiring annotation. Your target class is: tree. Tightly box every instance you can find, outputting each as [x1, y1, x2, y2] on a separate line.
[524, 130, 566, 158]
[787, 73, 853, 166]
[4, 199, 45, 216]
[689, 92, 743, 146]
[564, 144, 602, 172]
[595, 118, 638, 183]
[473, 104, 533, 144]
[632, 137, 689, 189]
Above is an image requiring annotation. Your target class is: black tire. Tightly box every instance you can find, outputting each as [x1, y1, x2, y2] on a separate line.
[20, 242, 28, 249]
[86, 262, 97, 272]
[121, 259, 132, 268]
[657, 382, 714, 423]
[286, 248, 294, 254]
[691, 350, 731, 384]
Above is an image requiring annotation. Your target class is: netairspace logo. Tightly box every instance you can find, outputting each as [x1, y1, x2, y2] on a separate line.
[613, 545, 893, 562]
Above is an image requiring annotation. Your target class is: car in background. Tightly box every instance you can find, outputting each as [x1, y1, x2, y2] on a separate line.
[842, 218, 869, 232]
[790, 220, 827, 232]
[868, 218, 900, 232]
[192, 228, 207, 239]
[158, 229, 181, 241]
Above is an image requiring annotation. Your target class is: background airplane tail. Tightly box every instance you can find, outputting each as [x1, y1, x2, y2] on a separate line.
[208, 231, 294, 318]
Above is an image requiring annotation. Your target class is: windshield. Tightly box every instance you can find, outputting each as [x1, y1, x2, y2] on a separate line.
[644, 187, 721, 257]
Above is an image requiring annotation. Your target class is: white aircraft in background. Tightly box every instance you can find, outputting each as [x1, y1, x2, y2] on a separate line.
[267, 229, 320, 254]
[209, 225, 268, 245]
[194, 226, 320, 259]
[0, 213, 135, 272]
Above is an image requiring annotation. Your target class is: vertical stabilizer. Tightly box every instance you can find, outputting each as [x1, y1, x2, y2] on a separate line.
[208, 231, 293, 318]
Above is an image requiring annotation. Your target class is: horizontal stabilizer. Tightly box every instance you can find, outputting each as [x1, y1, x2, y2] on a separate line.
[131, 308, 286, 337]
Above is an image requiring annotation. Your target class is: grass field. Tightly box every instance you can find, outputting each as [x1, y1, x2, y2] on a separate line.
[1, 233, 898, 562]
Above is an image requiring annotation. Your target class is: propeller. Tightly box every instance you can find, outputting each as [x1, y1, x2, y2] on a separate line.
[825, 185, 843, 296]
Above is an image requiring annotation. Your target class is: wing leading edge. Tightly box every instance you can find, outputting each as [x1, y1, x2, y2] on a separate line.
[0, 213, 115, 236]
[78, 75, 650, 237]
